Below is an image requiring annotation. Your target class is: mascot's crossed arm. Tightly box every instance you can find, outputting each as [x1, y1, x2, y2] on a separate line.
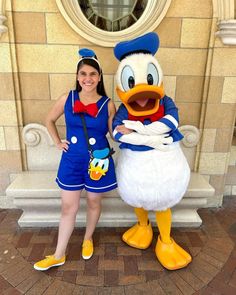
[112, 32, 192, 270]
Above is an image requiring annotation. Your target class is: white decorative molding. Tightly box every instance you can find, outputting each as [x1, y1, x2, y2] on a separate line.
[179, 125, 200, 148]
[22, 123, 54, 147]
[213, 0, 235, 20]
[213, 0, 236, 45]
[216, 20, 236, 45]
[0, 0, 7, 37]
[56, 0, 172, 47]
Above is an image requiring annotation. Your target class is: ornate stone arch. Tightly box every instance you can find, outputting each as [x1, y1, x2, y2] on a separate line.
[56, 0, 172, 47]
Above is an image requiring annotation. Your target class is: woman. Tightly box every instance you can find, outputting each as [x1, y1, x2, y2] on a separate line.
[34, 48, 117, 271]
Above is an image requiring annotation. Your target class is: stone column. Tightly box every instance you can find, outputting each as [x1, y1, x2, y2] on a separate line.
[0, 0, 23, 207]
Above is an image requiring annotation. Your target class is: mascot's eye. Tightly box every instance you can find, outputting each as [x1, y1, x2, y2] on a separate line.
[147, 63, 159, 85]
[121, 66, 135, 91]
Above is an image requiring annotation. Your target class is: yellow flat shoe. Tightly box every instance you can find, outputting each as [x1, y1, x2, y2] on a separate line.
[155, 235, 192, 270]
[82, 240, 94, 260]
[122, 222, 153, 249]
[33, 255, 65, 271]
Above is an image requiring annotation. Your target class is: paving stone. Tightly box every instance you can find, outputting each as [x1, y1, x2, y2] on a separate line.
[229, 270, 236, 288]
[177, 268, 205, 291]
[104, 270, 119, 286]
[158, 276, 183, 295]
[123, 256, 138, 275]
[15, 232, 34, 248]
[118, 274, 146, 285]
[84, 255, 99, 276]
[62, 270, 77, 284]
[0, 197, 236, 293]
[98, 257, 124, 271]
[169, 272, 195, 295]
[16, 271, 43, 293]
[104, 243, 117, 260]
[24, 276, 54, 295]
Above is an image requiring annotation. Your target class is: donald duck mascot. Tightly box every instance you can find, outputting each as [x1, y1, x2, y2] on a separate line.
[112, 32, 192, 270]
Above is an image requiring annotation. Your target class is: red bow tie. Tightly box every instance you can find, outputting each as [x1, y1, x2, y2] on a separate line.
[128, 105, 165, 123]
[73, 100, 98, 117]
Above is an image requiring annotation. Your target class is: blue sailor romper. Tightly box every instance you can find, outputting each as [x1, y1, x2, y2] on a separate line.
[56, 90, 117, 193]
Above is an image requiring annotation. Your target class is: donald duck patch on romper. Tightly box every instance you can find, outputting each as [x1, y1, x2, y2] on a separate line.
[112, 32, 192, 270]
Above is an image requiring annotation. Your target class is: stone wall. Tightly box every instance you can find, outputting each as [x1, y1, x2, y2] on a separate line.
[0, 0, 236, 207]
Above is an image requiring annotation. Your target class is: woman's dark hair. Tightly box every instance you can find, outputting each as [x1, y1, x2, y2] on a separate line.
[76, 57, 107, 97]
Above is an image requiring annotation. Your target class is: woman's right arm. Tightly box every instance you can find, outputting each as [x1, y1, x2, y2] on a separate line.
[45, 93, 69, 152]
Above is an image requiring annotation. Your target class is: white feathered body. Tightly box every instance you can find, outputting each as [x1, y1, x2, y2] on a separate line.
[116, 142, 190, 211]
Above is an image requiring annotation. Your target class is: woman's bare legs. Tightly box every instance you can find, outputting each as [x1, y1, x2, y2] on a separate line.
[54, 189, 81, 259]
[84, 192, 102, 241]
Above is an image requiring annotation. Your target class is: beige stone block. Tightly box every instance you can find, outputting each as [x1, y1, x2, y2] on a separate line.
[199, 152, 229, 174]
[215, 129, 234, 152]
[22, 100, 65, 125]
[103, 75, 114, 100]
[232, 186, 236, 195]
[19, 73, 50, 100]
[114, 100, 122, 110]
[177, 102, 201, 126]
[229, 146, 236, 166]
[12, 0, 58, 12]
[16, 44, 78, 73]
[91, 47, 118, 74]
[57, 126, 66, 139]
[46, 13, 89, 45]
[200, 129, 216, 152]
[167, 0, 212, 18]
[176, 76, 204, 103]
[224, 185, 232, 196]
[0, 73, 15, 100]
[13, 12, 46, 43]
[0, 127, 6, 150]
[0, 101, 18, 126]
[205, 103, 235, 128]
[0, 151, 22, 173]
[222, 77, 236, 103]
[163, 76, 176, 100]
[155, 18, 181, 47]
[49, 74, 76, 100]
[0, 172, 10, 195]
[113, 77, 120, 102]
[4, 127, 20, 150]
[225, 166, 236, 185]
[207, 77, 224, 103]
[0, 43, 12, 72]
[210, 175, 226, 195]
[158, 48, 208, 76]
[212, 49, 236, 76]
[181, 19, 211, 48]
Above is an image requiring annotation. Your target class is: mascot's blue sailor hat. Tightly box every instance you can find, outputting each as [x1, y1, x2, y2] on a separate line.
[114, 32, 160, 61]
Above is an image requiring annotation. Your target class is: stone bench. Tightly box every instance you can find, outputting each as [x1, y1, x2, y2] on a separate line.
[6, 123, 215, 228]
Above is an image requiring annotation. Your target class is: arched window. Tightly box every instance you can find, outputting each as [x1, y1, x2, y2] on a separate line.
[56, 0, 172, 47]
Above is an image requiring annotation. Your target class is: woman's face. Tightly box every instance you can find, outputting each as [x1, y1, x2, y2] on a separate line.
[77, 64, 100, 93]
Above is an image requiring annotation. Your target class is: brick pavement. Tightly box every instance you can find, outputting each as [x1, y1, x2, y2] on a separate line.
[0, 196, 235, 294]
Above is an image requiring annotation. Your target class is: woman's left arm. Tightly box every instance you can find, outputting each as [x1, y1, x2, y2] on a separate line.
[108, 100, 117, 139]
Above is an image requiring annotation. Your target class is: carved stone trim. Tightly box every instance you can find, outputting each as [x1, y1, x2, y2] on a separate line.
[214, 0, 236, 45]
[56, 0, 172, 47]
[179, 125, 200, 148]
[216, 20, 236, 45]
[0, 0, 7, 38]
[22, 123, 54, 147]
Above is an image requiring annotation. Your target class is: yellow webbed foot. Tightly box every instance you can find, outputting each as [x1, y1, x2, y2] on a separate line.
[122, 222, 153, 249]
[155, 235, 192, 270]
